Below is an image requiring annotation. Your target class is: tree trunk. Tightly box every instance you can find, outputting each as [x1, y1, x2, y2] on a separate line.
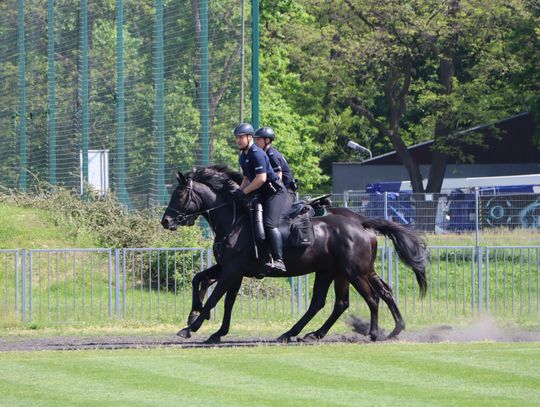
[422, 0, 460, 231]
[426, 0, 459, 194]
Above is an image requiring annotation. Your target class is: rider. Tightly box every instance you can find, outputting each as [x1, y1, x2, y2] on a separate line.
[233, 123, 288, 273]
[253, 126, 297, 208]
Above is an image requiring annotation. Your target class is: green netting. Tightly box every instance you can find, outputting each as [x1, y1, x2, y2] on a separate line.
[0, 0, 252, 209]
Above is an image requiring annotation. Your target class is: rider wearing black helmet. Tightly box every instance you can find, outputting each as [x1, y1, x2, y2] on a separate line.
[233, 123, 288, 273]
[254, 126, 297, 208]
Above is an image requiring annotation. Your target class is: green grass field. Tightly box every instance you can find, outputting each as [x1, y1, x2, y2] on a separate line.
[0, 342, 538, 406]
[0, 203, 539, 406]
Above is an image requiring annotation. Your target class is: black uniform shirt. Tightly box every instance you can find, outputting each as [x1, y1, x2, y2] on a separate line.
[267, 146, 294, 188]
[239, 144, 279, 183]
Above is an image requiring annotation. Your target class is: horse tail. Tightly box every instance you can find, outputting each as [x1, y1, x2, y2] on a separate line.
[361, 218, 427, 298]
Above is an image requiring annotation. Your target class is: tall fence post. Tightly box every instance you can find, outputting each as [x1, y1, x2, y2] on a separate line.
[200, 0, 209, 165]
[47, 0, 57, 185]
[154, 0, 166, 205]
[116, 0, 131, 208]
[251, 0, 260, 127]
[80, 0, 89, 191]
[17, 0, 27, 191]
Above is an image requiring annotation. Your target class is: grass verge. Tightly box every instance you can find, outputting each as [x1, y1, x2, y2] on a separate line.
[0, 342, 538, 406]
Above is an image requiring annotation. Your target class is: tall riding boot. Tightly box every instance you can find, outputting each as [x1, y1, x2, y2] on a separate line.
[265, 227, 287, 272]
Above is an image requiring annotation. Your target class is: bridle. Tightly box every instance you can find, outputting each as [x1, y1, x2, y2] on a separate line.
[165, 178, 243, 242]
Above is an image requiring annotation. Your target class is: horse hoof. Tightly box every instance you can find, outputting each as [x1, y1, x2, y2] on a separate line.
[177, 328, 192, 338]
[369, 330, 386, 342]
[387, 323, 405, 340]
[387, 328, 404, 340]
[276, 334, 293, 343]
[204, 334, 221, 345]
[299, 332, 321, 343]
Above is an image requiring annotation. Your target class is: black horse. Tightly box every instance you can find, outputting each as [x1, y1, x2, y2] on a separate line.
[161, 165, 427, 344]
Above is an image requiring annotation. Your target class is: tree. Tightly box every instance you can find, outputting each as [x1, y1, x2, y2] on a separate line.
[291, 0, 538, 193]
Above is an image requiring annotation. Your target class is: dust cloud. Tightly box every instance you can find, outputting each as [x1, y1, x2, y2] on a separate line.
[348, 315, 540, 343]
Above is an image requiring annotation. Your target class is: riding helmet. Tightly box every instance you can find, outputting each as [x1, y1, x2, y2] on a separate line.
[254, 127, 275, 141]
[233, 123, 254, 136]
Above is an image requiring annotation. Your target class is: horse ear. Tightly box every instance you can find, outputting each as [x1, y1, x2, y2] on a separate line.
[191, 166, 197, 173]
[176, 171, 187, 185]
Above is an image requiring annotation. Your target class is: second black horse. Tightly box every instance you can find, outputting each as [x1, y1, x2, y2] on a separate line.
[161, 165, 427, 344]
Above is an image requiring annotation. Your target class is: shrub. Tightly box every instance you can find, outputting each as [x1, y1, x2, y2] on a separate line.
[0, 183, 205, 250]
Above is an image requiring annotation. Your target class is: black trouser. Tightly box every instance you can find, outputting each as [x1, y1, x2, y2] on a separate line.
[261, 180, 288, 229]
[260, 180, 288, 261]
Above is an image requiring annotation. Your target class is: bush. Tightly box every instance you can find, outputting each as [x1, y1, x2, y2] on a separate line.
[0, 183, 205, 250]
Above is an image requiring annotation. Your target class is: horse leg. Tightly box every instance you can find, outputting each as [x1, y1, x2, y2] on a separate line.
[350, 276, 384, 341]
[177, 275, 236, 338]
[205, 277, 243, 344]
[277, 272, 333, 343]
[370, 274, 405, 339]
[301, 274, 350, 342]
[188, 264, 220, 325]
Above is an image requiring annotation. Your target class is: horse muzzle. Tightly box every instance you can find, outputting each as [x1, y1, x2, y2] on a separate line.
[161, 214, 196, 230]
[161, 215, 178, 231]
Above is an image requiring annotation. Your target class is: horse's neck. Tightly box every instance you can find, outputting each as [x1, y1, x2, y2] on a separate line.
[198, 188, 237, 236]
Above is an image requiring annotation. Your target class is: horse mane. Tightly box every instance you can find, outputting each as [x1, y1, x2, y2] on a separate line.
[188, 164, 242, 194]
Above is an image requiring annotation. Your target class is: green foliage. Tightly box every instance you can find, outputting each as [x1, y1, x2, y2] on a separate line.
[263, 0, 540, 191]
[0, 0, 539, 198]
[0, 184, 204, 249]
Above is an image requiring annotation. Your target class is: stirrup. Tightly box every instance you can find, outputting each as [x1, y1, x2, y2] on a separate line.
[265, 258, 287, 273]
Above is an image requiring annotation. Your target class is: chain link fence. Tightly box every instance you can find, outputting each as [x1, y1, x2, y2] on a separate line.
[0, 0, 250, 209]
[331, 190, 540, 234]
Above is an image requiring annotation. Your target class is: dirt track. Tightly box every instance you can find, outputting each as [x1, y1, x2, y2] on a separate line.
[1, 318, 539, 352]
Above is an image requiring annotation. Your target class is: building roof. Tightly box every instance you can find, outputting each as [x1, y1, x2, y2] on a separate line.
[358, 113, 538, 165]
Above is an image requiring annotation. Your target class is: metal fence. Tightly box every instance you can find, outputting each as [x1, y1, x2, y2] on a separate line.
[331, 190, 540, 233]
[0, 0, 251, 209]
[1, 246, 539, 325]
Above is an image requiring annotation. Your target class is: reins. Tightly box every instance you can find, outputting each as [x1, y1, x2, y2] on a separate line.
[166, 179, 243, 245]
[165, 202, 228, 222]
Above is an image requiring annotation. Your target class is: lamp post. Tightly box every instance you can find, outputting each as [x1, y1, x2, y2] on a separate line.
[346, 140, 372, 161]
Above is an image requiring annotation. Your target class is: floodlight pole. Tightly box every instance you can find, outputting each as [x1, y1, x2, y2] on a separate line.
[251, 0, 259, 128]
[239, 0, 245, 122]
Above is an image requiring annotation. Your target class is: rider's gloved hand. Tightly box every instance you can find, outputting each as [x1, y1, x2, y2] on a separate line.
[232, 189, 250, 211]
[232, 189, 245, 201]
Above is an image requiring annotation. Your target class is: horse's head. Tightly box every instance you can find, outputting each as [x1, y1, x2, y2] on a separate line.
[161, 165, 242, 231]
[161, 171, 201, 230]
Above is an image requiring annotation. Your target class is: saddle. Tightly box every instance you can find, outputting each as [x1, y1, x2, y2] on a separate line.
[251, 194, 332, 250]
